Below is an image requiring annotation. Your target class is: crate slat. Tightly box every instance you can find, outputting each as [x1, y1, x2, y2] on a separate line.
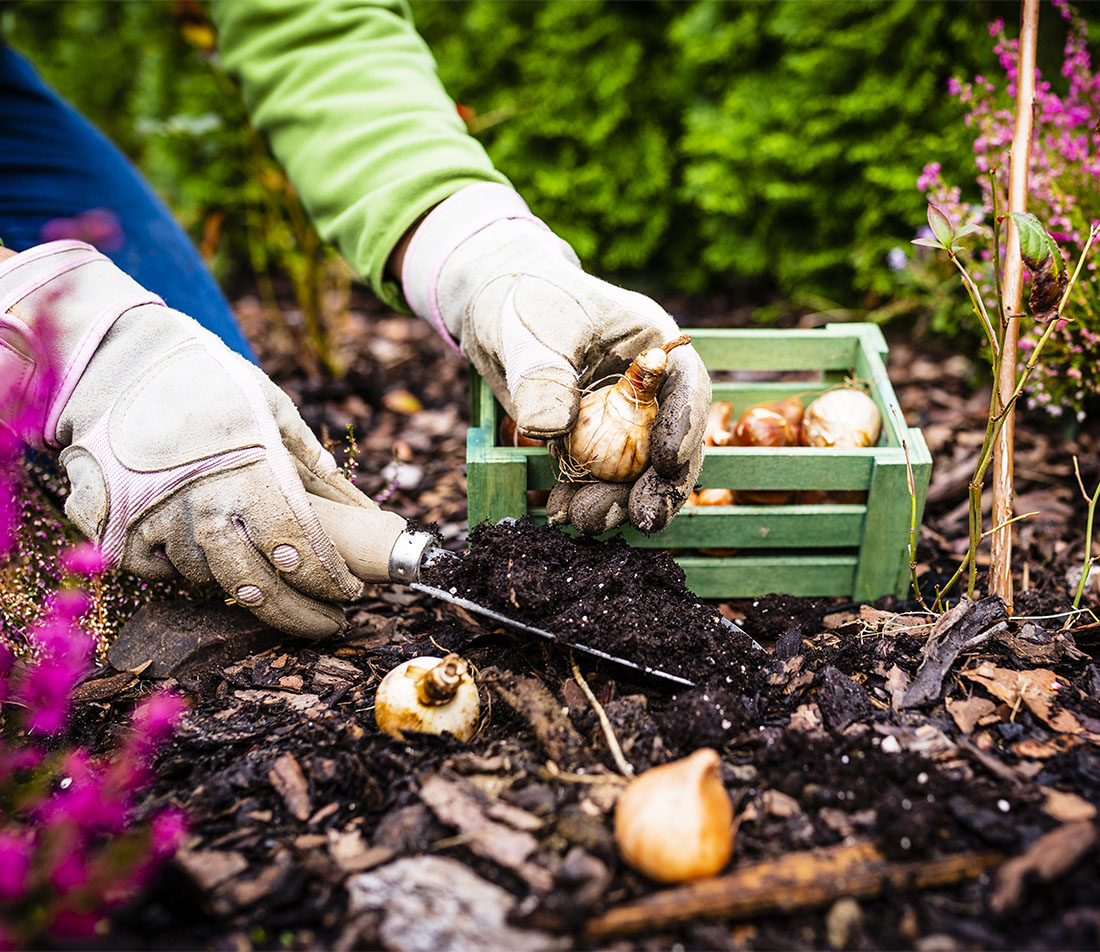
[674, 554, 859, 599]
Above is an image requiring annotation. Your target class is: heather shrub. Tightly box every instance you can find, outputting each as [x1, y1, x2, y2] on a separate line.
[0, 327, 187, 947]
[919, 0, 1100, 421]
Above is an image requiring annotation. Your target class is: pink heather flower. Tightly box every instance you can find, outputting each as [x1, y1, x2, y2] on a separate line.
[49, 853, 89, 894]
[39, 208, 124, 254]
[0, 833, 31, 902]
[29, 614, 94, 667]
[916, 162, 942, 192]
[19, 656, 85, 735]
[127, 691, 186, 762]
[150, 808, 189, 860]
[45, 589, 94, 625]
[60, 542, 109, 579]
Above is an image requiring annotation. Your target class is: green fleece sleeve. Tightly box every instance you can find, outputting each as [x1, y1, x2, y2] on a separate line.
[210, 0, 510, 310]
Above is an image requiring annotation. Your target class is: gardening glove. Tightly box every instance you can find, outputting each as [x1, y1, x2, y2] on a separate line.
[401, 184, 710, 535]
[0, 240, 388, 639]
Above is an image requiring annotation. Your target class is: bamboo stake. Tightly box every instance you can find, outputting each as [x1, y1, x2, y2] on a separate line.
[990, 0, 1040, 609]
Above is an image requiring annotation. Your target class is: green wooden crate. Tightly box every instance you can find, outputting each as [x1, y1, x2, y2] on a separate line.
[466, 324, 931, 601]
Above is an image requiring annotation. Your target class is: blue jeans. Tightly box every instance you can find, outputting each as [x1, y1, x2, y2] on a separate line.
[0, 45, 256, 362]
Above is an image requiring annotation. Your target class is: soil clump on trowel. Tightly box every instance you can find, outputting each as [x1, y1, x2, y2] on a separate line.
[423, 518, 760, 684]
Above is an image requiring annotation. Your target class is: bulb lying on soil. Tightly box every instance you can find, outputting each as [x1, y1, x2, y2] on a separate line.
[614, 747, 734, 882]
[562, 335, 691, 482]
[803, 389, 882, 448]
[374, 654, 480, 742]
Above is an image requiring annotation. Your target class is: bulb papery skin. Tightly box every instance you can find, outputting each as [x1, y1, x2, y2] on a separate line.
[803, 390, 882, 448]
[564, 381, 657, 482]
[614, 748, 734, 883]
[561, 336, 691, 483]
[374, 655, 480, 742]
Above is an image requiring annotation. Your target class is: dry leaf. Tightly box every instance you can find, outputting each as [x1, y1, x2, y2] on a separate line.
[884, 665, 911, 711]
[1013, 736, 1080, 760]
[946, 695, 997, 735]
[383, 388, 423, 414]
[961, 663, 1100, 740]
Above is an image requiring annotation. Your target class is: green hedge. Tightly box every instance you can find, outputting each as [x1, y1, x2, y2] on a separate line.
[412, 0, 1035, 309]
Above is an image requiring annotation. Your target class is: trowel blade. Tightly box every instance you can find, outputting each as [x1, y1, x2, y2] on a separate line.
[410, 581, 698, 689]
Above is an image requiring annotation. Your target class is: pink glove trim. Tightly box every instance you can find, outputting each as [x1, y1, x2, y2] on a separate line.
[400, 183, 549, 356]
[0, 249, 104, 313]
[80, 413, 266, 566]
[43, 292, 166, 448]
[0, 240, 95, 283]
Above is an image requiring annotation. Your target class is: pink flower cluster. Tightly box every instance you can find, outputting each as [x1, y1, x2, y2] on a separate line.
[1, 333, 187, 946]
[920, 0, 1100, 421]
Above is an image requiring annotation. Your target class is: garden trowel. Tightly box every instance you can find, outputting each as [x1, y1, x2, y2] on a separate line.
[308, 493, 759, 688]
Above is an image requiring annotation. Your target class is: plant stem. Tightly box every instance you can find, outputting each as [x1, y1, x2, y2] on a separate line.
[1071, 456, 1100, 612]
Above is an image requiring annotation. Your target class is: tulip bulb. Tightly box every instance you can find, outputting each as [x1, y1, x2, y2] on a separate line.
[614, 748, 734, 882]
[562, 335, 691, 482]
[803, 389, 882, 448]
[374, 654, 480, 742]
[733, 400, 803, 504]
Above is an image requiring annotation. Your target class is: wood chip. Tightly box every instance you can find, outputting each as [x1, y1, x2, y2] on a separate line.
[991, 821, 1098, 914]
[901, 597, 1008, 709]
[347, 856, 566, 952]
[584, 841, 1004, 940]
[269, 752, 312, 822]
[419, 773, 553, 891]
[328, 828, 395, 873]
[1040, 787, 1098, 823]
[175, 848, 248, 891]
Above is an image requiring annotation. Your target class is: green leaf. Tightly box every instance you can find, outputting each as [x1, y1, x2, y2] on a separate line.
[953, 223, 983, 240]
[1010, 212, 1062, 277]
[926, 204, 955, 248]
[911, 237, 944, 249]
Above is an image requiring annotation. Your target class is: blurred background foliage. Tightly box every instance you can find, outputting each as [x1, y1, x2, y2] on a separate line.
[1, 0, 1090, 344]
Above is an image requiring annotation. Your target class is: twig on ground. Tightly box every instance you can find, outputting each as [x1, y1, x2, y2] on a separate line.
[570, 653, 634, 777]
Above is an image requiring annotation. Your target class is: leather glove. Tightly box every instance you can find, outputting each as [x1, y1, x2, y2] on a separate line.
[401, 184, 710, 535]
[0, 240, 392, 638]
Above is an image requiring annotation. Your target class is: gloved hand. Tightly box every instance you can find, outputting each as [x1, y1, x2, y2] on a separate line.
[401, 184, 710, 535]
[0, 240, 393, 638]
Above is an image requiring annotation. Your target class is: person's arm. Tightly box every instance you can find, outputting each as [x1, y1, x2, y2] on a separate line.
[212, 0, 711, 535]
[210, 0, 508, 312]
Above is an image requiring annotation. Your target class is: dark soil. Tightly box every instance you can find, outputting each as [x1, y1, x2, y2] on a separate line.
[43, 290, 1100, 951]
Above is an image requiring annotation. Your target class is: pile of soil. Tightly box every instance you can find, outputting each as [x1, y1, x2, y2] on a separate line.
[423, 518, 757, 684]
